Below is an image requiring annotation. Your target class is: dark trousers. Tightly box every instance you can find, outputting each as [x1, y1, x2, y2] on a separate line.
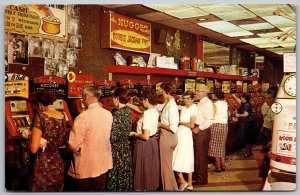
[193, 128, 211, 184]
[67, 172, 107, 191]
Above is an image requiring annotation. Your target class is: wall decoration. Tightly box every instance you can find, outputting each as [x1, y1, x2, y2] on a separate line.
[101, 12, 151, 54]
[68, 16, 80, 34]
[54, 41, 67, 59]
[68, 34, 82, 49]
[5, 4, 68, 40]
[203, 41, 229, 66]
[28, 36, 43, 57]
[7, 33, 29, 64]
[67, 49, 79, 67]
[57, 59, 68, 77]
[165, 30, 182, 61]
[44, 58, 56, 75]
[67, 4, 80, 17]
[5, 32, 9, 71]
[42, 39, 55, 58]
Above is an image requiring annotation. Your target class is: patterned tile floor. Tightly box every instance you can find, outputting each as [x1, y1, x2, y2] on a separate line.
[192, 145, 264, 191]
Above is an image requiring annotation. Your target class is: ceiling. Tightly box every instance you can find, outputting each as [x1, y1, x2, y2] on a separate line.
[101, 4, 296, 59]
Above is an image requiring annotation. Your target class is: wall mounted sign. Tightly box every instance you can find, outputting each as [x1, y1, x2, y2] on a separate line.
[5, 4, 67, 40]
[5, 73, 29, 99]
[68, 74, 94, 98]
[101, 12, 151, 54]
[95, 80, 116, 97]
[34, 75, 66, 98]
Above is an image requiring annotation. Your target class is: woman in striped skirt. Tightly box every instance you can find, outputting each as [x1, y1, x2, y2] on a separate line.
[208, 92, 229, 172]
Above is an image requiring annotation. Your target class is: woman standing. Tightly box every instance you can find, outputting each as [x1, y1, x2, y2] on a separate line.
[129, 89, 160, 191]
[173, 90, 197, 191]
[208, 92, 229, 172]
[29, 89, 67, 191]
[232, 93, 253, 157]
[106, 87, 133, 191]
[158, 82, 179, 191]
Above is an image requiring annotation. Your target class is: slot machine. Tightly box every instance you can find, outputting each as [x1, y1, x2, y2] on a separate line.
[5, 73, 33, 190]
[96, 79, 116, 112]
[34, 75, 73, 126]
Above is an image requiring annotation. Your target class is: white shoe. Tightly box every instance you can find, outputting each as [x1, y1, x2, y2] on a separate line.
[186, 185, 194, 191]
[179, 182, 188, 191]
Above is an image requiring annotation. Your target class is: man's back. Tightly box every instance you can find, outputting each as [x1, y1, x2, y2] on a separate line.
[68, 103, 113, 179]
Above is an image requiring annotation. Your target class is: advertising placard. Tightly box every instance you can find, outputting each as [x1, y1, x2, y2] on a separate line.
[68, 74, 94, 98]
[5, 73, 29, 99]
[5, 4, 67, 40]
[102, 12, 151, 54]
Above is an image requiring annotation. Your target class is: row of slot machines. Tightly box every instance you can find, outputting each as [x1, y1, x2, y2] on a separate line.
[224, 93, 265, 122]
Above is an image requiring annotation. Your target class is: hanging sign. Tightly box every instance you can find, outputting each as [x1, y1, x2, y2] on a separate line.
[68, 74, 94, 98]
[5, 73, 29, 99]
[95, 80, 116, 97]
[101, 12, 151, 54]
[34, 75, 66, 98]
[119, 78, 140, 96]
[5, 4, 67, 40]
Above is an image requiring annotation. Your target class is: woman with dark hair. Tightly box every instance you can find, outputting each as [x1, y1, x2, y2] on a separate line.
[106, 87, 133, 191]
[129, 89, 160, 191]
[158, 82, 179, 191]
[232, 93, 253, 157]
[29, 89, 67, 191]
[208, 92, 228, 172]
[173, 90, 197, 191]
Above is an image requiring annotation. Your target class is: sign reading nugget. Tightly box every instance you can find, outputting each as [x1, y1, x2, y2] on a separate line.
[5, 4, 67, 40]
[101, 12, 151, 53]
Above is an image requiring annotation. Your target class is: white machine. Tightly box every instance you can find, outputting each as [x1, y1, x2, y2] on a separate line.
[263, 53, 296, 191]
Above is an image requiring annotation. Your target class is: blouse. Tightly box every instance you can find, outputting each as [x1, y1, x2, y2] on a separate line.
[136, 108, 159, 136]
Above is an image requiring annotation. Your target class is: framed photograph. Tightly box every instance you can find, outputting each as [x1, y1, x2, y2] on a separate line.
[67, 49, 79, 67]
[57, 59, 68, 77]
[7, 33, 29, 65]
[42, 39, 55, 58]
[67, 5, 80, 17]
[54, 41, 67, 59]
[68, 34, 82, 49]
[28, 36, 43, 57]
[44, 58, 56, 75]
[5, 32, 9, 71]
[68, 16, 80, 35]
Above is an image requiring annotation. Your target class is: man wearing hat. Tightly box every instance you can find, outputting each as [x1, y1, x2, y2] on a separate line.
[192, 85, 214, 185]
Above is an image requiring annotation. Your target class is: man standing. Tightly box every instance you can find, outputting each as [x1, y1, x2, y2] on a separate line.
[68, 86, 113, 191]
[192, 85, 214, 185]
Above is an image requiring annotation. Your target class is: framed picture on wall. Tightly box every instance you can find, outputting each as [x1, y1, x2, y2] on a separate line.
[68, 4, 80, 17]
[28, 36, 43, 57]
[54, 41, 67, 59]
[68, 16, 80, 35]
[7, 33, 29, 65]
[67, 49, 79, 67]
[5, 32, 9, 71]
[68, 34, 82, 49]
[42, 39, 55, 58]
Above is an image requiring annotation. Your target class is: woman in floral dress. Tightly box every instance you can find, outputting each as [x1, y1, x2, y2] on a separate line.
[106, 87, 133, 191]
[29, 89, 68, 191]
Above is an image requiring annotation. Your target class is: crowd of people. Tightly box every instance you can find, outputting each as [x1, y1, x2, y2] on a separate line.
[25, 82, 277, 192]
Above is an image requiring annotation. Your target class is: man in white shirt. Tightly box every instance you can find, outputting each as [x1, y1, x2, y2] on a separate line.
[192, 85, 214, 185]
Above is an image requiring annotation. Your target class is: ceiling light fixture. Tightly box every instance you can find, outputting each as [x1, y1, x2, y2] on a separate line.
[198, 18, 207, 21]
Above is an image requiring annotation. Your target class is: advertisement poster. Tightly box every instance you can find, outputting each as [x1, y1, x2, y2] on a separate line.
[276, 130, 296, 157]
[184, 79, 196, 93]
[109, 12, 151, 53]
[5, 73, 29, 99]
[5, 4, 67, 40]
[68, 74, 94, 98]
[222, 81, 231, 93]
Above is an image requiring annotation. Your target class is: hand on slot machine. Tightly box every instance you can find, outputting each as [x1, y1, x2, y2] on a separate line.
[21, 128, 31, 139]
